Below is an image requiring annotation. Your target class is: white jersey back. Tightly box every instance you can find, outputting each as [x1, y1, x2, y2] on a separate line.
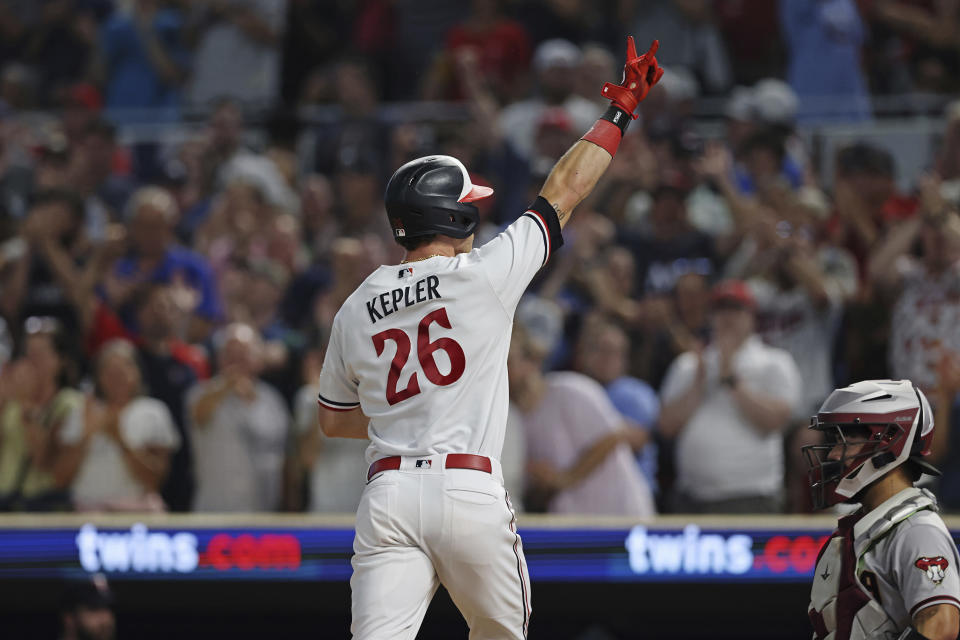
[318, 207, 559, 464]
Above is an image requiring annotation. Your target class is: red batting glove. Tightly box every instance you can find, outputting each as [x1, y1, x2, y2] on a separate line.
[601, 37, 664, 119]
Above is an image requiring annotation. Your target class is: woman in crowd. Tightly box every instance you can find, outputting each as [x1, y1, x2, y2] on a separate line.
[0, 317, 82, 510]
[53, 339, 180, 511]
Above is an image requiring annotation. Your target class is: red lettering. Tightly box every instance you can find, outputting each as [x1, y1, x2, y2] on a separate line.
[260, 535, 301, 569]
[763, 535, 791, 573]
[790, 536, 818, 573]
[232, 535, 257, 570]
[200, 533, 302, 571]
[206, 534, 232, 571]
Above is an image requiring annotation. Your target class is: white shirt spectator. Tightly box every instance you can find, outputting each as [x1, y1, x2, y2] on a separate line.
[294, 384, 367, 513]
[749, 247, 856, 417]
[187, 0, 287, 110]
[60, 397, 181, 506]
[188, 380, 289, 512]
[660, 336, 802, 501]
[515, 371, 655, 517]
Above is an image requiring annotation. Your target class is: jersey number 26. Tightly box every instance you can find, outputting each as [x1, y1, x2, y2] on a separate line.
[371, 307, 466, 405]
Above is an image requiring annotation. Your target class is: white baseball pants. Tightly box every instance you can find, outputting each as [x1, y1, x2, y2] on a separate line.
[350, 454, 531, 639]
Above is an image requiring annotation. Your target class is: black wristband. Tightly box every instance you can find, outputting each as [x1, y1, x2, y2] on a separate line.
[896, 626, 931, 640]
[599, 105, 631, 136]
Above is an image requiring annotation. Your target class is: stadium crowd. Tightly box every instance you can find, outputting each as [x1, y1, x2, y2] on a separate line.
[0, 0, 959, 516]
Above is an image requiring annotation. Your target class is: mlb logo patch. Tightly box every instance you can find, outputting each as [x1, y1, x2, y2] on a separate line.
[415, 459, 432, 469]
[399, 267, 414, 278]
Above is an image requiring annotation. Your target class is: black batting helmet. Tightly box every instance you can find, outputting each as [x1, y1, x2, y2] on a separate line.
[384, 155, 493, 242]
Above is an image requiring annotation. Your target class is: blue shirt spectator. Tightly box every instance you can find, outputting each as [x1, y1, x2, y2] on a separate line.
[113, 246, 222, 323]
[606, 376, 660, 493]
[780, 0, 871, 122]
[106, 187, 222, 342]
[98, 4, 188, 122]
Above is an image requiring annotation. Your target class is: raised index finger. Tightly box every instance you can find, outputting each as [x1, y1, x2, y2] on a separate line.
[626, 35, 637, 60]
[645, 40, 659, 58]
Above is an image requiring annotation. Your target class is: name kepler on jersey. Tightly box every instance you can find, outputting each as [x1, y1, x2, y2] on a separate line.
[366, 274, 441, 323]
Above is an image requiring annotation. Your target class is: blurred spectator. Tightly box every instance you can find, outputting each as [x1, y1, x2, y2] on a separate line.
[616, 176, 717, 296]
[498, 38, 599, 162]
[105, 186, 222, 342]
[186, 0, 287, 112]
[830, 142, 915, 383]
[175, 100, 249, 241]
[59, 577, 116, 640]
[780, 0, 871, 121]
[70, 119, 135, 222]
[292, 341, 367, 512]
[297, 173, 340, 263]
[280, 0, 355, 105]
[629, 0, 732, 94]
[187, 323, 290, 512]
[92, 0, 189, 123]
[828, 142, 911, 276]
[724, 195, 857, 418]
[423, 0, 531, 103]
[867, 0, 960, 94]
[0, 318, 80, 511]
[0, 4, 31, 74]
[21, 0, 98, 106]
[60, 82, 104, 147]
[334, 152, 390, 241]
[870, 180, 960, 392]
[713, 0, 785, 85]
[634, 269, 711, 390]
[575, 43, 616, 106]
[55, 339, 180, 511]
[722, 188, 857, 512]
[518, 0, 614, 45]
[132, 283, 208, 512]
[509, 324, 656, 516]
[0, 189, 93, 347]
[574, 314, 661, 495]
[658, 280, 801, 513]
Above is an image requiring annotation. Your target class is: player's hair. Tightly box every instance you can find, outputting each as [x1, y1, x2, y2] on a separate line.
[397, 234, 438, 251]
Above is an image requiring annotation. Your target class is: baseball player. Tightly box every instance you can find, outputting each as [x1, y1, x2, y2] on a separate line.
[315, 37, 663, 640]
[804, 379, 960, 640]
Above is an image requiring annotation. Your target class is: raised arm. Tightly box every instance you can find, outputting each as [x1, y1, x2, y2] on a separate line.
[540, 37, 663, 228]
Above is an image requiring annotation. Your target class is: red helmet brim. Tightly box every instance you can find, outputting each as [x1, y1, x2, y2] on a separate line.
[458, 184, 494, 203]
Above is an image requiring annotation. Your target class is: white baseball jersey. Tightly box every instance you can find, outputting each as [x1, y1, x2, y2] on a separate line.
[317, 200, 563, 465]
[809, 487, 960, 640]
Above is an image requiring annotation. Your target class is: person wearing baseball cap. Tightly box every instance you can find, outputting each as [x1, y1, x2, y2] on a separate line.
[658, 279, 802, 513]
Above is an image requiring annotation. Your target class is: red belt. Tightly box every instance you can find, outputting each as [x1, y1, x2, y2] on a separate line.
[366, 454, 492, 482]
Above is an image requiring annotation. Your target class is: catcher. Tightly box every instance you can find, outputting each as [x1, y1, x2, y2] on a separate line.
[805, 379, 960, 640]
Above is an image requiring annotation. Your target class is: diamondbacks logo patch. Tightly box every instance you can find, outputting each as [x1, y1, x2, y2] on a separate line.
[915, 556, 949, 584]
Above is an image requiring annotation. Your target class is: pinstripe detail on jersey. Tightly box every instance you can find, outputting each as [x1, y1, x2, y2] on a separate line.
[505, 492, 531, 638]
[317, 393, 360, 411]
[523, 211, 550, 267]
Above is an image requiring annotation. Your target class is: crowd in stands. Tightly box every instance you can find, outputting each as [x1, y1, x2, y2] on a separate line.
[0, 0, 959, 516]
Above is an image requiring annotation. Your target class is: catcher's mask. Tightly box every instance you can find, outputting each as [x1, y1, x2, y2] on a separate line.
[802, 379, 937, 510]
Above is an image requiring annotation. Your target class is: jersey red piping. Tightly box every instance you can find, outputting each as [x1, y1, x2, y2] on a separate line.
[908, 594, 960, 617]
[523, 210, 550, 266]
